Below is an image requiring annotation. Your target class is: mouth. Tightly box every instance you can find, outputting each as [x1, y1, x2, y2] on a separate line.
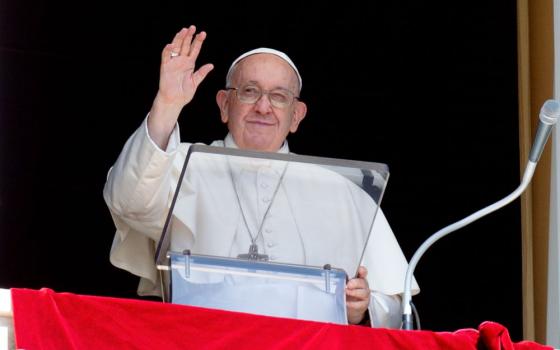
[246, 119, 275, 126]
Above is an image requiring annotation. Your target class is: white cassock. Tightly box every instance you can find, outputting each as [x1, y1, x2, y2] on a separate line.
[103, 117, 420, 328]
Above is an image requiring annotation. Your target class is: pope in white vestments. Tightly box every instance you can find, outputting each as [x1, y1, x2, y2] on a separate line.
[103, 26, 419, 328]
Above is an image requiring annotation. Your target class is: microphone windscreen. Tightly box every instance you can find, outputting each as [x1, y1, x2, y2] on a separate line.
[539, 99, 560, 125]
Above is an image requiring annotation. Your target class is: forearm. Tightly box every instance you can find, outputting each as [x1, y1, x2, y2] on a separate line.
[147, 93, 184, 150]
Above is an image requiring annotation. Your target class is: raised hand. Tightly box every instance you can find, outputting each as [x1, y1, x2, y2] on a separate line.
[157, 26, 214, 107]
[148, 26, 214, 149]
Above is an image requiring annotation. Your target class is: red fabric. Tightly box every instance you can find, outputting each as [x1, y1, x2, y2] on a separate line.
[10, 288, 552, 350]
[477, 321, 552, 350]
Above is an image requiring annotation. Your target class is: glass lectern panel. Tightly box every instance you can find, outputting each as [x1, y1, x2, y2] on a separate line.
[156, 145, 389, 324]
[168, 251, 348, 323]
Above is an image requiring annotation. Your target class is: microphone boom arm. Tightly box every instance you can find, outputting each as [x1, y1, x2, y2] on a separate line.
[402, 160, 537, 330]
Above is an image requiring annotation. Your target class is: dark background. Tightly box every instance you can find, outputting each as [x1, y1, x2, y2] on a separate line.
[0, 1, 523, 338]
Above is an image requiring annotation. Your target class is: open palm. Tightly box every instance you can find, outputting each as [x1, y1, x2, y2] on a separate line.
[158, 26, 214, 107]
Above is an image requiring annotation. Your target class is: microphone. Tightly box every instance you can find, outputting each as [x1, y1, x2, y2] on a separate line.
[401, 99, 560, 330]
[530, 100, 560, 162]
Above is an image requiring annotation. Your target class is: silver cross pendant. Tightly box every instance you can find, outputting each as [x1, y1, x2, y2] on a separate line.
[238, 243, 269, 261]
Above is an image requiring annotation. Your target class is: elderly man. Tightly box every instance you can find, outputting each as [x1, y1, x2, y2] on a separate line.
[104, 26, 418, 328]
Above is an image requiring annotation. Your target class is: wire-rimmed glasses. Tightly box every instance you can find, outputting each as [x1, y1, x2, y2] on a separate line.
[227, 84, 299, 109]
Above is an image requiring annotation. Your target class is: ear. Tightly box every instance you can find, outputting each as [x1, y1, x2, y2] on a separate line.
[289, 100, 307, 133]
[216, 90, 230, 123]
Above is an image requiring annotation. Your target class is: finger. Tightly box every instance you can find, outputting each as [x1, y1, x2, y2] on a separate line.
[346, 277, 368, 290]
[180, 25, 197, 56]
[171, 27, 189, 54]
[162, 28, 188, 64]
[346, 300, 369, 311]
[188, 31, 207, 59]
[347, 298, 369, 306]
[346, 287, 370, 301]
[161, 44, 176, 64]
[356, 266, 368, 279]
[193, 63, 214, 87]
[346, 283, 370, 295]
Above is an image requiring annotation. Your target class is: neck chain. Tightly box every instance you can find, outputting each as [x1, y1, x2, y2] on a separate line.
[228, 158, 288, 261]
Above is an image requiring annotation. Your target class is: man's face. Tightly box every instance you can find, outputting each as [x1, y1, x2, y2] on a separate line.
[216, 54, 307, 152]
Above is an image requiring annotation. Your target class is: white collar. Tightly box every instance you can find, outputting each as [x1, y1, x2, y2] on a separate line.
[224, 133, 290, 154]
[224, 133, 289, 177]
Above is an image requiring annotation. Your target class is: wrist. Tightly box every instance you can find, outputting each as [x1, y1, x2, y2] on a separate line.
[153, 93, 185, 114]
[148, 95, 183, 150]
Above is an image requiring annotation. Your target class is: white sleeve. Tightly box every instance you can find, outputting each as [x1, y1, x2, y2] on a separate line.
[361, 209, 420, 328]
[104, 116, 181, 226]
[369, 292, 402, 328]
[103, 115, 183, 296]
[363, 209, 420, 296]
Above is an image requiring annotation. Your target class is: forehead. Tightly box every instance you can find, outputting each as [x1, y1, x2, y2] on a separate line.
[232, 54, 299, 89]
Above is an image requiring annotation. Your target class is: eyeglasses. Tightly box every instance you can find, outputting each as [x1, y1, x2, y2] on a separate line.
[226, 84, 298, 109]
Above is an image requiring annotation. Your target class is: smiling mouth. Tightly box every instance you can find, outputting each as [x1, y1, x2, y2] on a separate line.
[247, 120, 274, 126]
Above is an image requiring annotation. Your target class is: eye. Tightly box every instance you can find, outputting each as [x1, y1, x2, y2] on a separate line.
[269, 91, 290, 104]
[241, 85, 260, 97]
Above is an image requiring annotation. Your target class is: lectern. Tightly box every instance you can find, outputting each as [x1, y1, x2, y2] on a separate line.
[154, 145, 389, 324]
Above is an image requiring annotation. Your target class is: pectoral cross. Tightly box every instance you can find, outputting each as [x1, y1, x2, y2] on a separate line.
[238, 243, 269, 261]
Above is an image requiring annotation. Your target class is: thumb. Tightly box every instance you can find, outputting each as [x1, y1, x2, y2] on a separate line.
[193, 63, 214, 87]
[357, 266, 368, 279]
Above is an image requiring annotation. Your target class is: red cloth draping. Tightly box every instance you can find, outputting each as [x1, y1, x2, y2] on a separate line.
[10, 288, 552, 350]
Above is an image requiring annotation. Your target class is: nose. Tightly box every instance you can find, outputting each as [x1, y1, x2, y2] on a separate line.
[254, 93, 273, 114]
